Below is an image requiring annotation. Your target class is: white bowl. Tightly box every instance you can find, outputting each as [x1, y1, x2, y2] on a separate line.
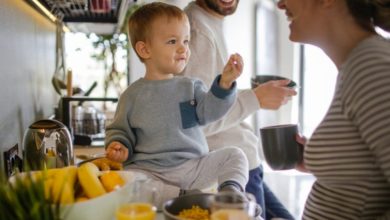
[61, 171, 148, 220]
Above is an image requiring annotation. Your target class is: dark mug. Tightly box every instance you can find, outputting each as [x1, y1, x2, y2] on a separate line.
[251, 75, 297, 89]
[260, 124, 303, 170]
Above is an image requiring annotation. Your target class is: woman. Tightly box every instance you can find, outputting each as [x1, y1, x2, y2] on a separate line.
[277, 0, 390, 219]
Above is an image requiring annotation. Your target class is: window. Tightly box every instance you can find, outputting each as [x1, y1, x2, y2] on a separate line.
[254, 2, 317, 218]
[300, 30, 390, 136]
[300, 45, 338, 137]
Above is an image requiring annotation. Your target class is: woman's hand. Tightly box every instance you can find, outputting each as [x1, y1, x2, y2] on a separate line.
[220, 53, 243, 89]
[106, 141, 128, 163]
[295, 134, 310, 173]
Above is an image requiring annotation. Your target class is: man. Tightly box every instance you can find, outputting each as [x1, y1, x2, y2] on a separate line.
[182, 0, 297, 219]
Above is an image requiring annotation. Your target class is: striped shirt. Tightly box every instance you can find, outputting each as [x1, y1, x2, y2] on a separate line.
[303, 35, 390, 220]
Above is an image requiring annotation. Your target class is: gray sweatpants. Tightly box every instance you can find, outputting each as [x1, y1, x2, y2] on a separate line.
[126, 146, 249, 209]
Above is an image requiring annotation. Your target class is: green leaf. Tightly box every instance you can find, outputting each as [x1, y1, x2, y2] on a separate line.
[0, 170, 64, 220]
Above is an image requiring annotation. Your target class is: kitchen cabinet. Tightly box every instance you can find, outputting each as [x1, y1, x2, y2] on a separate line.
[25, 0, 136, 34]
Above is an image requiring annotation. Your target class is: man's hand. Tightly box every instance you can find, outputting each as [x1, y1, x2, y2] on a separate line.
[253, 80, 297, 109]
[106, 141, 128, 163]
[220, 53, 243, 89]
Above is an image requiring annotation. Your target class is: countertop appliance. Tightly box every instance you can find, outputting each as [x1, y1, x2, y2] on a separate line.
[59, 96, 118, 145]
[23, 119, 74, 170]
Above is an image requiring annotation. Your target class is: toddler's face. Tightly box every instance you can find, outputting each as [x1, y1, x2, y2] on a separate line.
[147, 16, 191, 77]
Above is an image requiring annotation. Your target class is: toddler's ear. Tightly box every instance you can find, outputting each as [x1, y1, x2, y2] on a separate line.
[135, 41, 151, 59]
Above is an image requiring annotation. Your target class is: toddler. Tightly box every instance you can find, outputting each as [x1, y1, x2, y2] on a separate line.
[105, 2, 248, 206]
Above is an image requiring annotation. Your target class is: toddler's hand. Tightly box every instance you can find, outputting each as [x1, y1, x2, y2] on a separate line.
[106, 141, 128, 163]
[220, 53, 243, 89]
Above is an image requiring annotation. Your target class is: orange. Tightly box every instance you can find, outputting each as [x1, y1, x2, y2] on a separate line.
[100, 171, 125, 192]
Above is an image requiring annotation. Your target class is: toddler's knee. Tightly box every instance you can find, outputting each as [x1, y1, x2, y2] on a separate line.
[224, 146, 246, 158]
[224, 147, 248, 166]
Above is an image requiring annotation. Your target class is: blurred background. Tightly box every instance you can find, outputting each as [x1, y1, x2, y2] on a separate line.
[1, 0, 389, 218]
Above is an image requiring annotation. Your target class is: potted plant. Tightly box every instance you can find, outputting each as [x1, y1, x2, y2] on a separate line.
[0, 171, 62, 220]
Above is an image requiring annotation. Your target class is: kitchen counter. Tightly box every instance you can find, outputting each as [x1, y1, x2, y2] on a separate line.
[74, 145, 105, 165]
[74, 145, 105, 157]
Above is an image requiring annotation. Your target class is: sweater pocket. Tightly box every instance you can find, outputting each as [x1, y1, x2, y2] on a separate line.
[179, 99, 198, 129]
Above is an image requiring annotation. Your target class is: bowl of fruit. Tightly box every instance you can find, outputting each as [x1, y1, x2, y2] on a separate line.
[6, 161, 148, 220]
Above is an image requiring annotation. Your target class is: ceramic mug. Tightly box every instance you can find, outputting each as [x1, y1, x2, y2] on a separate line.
[251, 75, 297, 89]
[260, 124, 303, 170]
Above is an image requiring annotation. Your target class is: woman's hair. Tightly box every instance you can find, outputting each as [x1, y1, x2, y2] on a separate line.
[127, 2, 188, 61]
[346, 0, 390, 32]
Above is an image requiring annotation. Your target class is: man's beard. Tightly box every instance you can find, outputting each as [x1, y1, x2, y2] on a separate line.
[204, 0, 239, 16]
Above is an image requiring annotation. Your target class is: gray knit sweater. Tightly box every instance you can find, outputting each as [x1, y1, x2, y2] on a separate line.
[105, 75, 236, 168]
